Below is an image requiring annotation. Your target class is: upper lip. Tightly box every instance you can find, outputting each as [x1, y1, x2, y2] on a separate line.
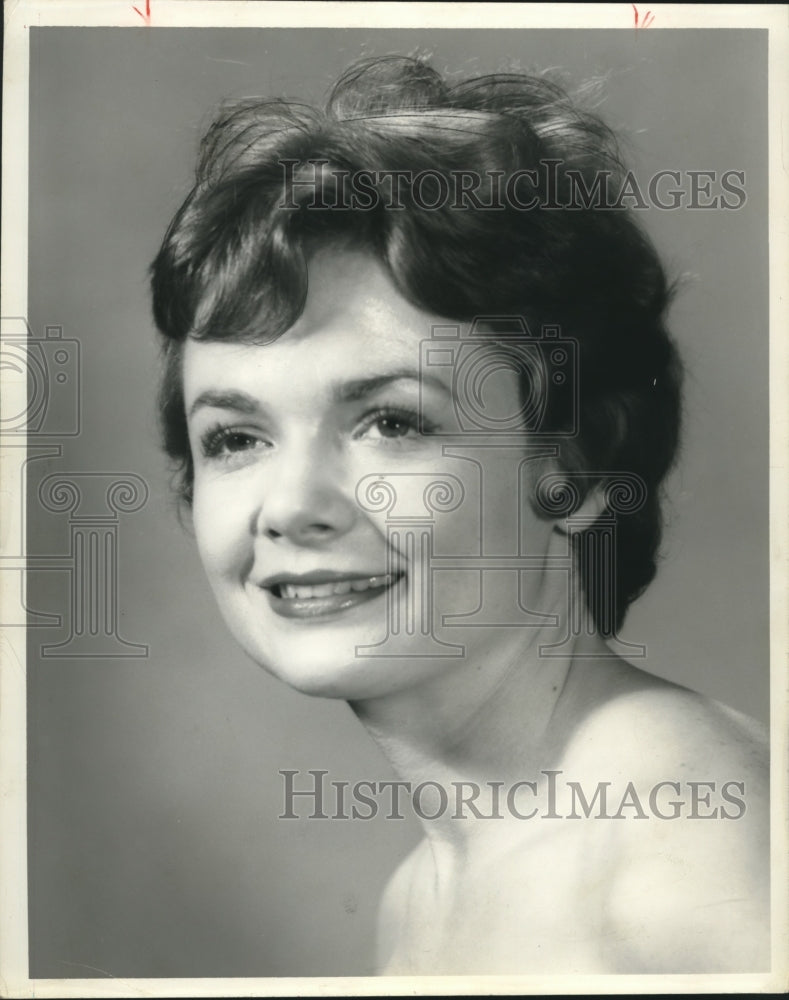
[258, 569, 402, 591]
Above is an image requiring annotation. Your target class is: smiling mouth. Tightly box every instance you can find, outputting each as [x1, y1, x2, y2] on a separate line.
[264, 573, 404, 619]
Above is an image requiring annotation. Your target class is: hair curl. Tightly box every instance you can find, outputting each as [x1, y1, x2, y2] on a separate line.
[150, 54, 683, 633]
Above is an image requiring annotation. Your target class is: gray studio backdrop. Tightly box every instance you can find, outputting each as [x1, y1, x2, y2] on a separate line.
[26, 28, 768, 978]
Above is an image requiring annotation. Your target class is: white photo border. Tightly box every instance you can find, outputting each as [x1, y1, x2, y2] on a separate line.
[2, 2, 787, 996]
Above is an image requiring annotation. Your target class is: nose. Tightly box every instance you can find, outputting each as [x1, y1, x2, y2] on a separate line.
[253, 437, 357, 546]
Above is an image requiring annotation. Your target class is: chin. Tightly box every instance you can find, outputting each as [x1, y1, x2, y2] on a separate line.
[244, 637, 450, 702]
[214, 583, 462, 701]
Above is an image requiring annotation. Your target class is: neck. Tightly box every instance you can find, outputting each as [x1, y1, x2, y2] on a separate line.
[349, 624, 609, 855]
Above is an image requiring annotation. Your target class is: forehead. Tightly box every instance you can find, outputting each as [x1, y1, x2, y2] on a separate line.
[183, 251, 458, 399]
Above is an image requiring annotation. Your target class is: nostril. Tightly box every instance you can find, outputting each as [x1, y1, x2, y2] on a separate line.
[265, 527, 283, 540]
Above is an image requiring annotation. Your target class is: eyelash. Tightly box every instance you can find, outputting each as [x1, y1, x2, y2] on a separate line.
[354, 406, 437, 441]
[199, 424, 268, 461]
[197, 406, 438, 463]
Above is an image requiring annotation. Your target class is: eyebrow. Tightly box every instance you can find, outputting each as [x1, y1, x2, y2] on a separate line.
[335, 370, 451, 403]
[187, 371, 451, 419]
[187, 390, 262, 420]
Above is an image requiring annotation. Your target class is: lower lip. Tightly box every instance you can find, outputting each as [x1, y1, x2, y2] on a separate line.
[264, 577, 401, 620]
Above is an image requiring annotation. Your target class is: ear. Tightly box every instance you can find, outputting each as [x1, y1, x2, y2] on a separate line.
[528, 455, 608, 532]
[551, 482, 607, 535]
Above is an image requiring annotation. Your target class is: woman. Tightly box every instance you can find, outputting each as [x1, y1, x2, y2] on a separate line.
[150, 56, 768, 974]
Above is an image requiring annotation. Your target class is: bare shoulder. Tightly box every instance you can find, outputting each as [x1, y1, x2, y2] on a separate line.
[563, 659, 767, 780]
[560, 662, 769, 971]
[375, 840, 424, 972]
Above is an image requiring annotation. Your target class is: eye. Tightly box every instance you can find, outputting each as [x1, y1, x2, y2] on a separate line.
[372, 414, 417, 439]
[356, 407, 433, 442]
[199, 425, 270, 462]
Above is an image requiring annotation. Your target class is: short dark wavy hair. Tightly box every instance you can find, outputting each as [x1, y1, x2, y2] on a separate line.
[150, 54, 682, 634]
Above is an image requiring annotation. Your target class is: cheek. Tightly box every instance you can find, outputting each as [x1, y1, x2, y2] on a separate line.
[431, 480, 482, 557]
[191, 476, 253, 583]
[428, 454, 554, 561]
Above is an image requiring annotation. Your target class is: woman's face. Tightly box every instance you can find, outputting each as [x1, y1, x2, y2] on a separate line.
[184, 250, 558, 701]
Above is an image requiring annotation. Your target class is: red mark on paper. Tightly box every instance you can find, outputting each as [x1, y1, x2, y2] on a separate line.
[632, 4, 655, 28]
[132, 0, 151, 24]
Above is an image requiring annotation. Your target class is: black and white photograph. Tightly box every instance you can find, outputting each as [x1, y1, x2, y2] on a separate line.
[1, 1, 787, 995]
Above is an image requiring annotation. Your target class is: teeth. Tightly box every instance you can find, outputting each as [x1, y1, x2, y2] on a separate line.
[279, 575, 395, 600]
[352, 575, 388, 591]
